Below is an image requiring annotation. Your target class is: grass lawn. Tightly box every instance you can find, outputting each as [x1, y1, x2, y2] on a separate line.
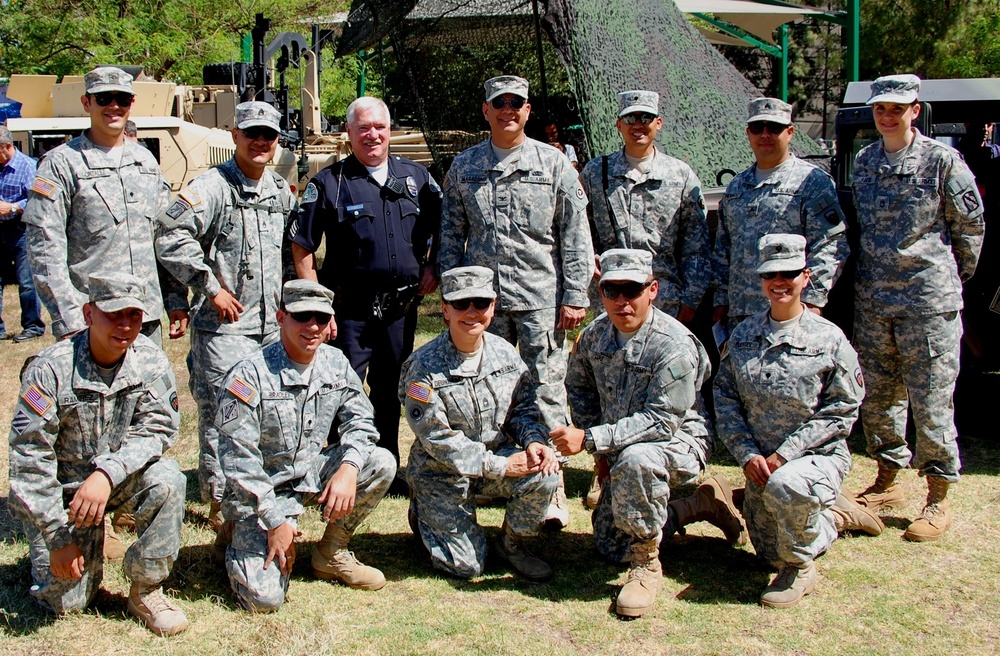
[1, 287, 999, 655]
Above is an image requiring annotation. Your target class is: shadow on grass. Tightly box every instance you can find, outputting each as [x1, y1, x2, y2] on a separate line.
[661, 536, 771, 605]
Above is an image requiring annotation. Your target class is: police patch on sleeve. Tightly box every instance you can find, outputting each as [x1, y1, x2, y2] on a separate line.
[301, 182, 320, 205]
[221, 398, 239, 425]
[11, 409, 33, 435]
[428, 175, 441, 194]
[405, 176, 418, 198]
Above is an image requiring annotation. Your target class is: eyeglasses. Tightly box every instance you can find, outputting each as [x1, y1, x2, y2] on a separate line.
[289, 311, 332, 324]
[490, 97, 526, 110]
[91, 92, 134, 108]
[448, 298, 493, 311]
[241, 126, 280, 141]
[600, 280, 653, 301]
[747, 121, 789, 135]
[760, 269, 804, 280]
[622, 113, 657, 125]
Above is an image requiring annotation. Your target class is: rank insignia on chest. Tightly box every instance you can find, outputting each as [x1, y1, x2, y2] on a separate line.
[407, 381, 433, 403]
[228, 377, 257, 403]
[22, 385, 52, 415]
[31, 177, 57, 198]
[405, 176, 418, 198]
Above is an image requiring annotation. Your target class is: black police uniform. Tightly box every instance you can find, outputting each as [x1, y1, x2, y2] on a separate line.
[291, 153, 441, 478]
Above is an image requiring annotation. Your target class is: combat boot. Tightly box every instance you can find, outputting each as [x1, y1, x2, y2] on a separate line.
[584, 472, 601, 510]
[311, 523, 386, 590]
[104, 516, 126, 561]
[543, 470, 570, 529]
[208, 500, 224, 533]
[666, 475, 748, 546]
[213, 519, 234, 565]
[855, 465, 904, 512]
[616, 536, 662, 618]
[831, 493, 884, 536]
[903, 477, 952, 542]
[127, 584, 189, 636]
[760, 561, 816, 609]
[495, 523, 553, 582]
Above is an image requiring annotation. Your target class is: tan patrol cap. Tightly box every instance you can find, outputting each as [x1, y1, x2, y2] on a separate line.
[441, 266, 497, 302]
[282, 280, 335, 314]
[600, 249, 653, 284]
[88, 273, 147, 313]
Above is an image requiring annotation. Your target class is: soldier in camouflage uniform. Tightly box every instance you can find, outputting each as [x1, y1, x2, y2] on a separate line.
[712, 98, 848, 328]
[714, 234, 873, 608]
[400, 266, 560, 581]
[217, 280, 394, 612]
[7, 273, 188, 635]
[851, 75, 985, 541]
[23, 67, 188, 345]
[552, 249, 744, 618]
[438, 75, 593, 528]
[156, 101, 296, 529]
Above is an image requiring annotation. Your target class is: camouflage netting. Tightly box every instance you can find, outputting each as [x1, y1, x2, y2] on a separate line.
[339, 0, 821, 185]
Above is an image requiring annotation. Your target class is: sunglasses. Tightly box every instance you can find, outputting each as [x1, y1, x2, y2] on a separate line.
[289, 310, 332, 324]
[747, 121, 789, 135]
[622, 113, 658, 125]
[91, 92, 134, 107]
[241, 126, 280, 141]
[448, 298, 493, 311]
[600, 280, 653, 301]
[760, 269, 804, 280]
[490, 97, 526, 110]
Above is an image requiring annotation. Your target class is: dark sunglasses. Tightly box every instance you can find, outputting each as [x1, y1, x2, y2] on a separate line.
[91, 92, 134, 107]
[241, 126, 280, 141]
[760, 269, 804, 280]
[600, 280, 653, 301]
[490, 97, 526, 110]
[747, 121, 789, 135]
[622, 113, 657, 126]
[448, 298, 493, 311]
[289, 310, 332, 324]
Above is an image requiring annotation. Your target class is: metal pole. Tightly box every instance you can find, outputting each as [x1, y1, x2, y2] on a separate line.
[779, 24, 789, 101]
[531, 0, 548, 118]
[846, 0, 859, 81]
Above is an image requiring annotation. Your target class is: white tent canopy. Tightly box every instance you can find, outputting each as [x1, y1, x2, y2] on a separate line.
[676, 0, 830, 45]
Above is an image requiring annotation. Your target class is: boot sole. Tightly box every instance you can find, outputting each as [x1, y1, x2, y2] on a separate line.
[615, 601, 653, 618]
[311, 567, 387, 590]
[760, 581, 815, 609]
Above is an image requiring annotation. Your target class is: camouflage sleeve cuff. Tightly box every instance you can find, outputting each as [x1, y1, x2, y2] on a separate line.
[94, 460, 127, 488]
[775, 443, 801, 464]
[51, 317, 84, 340]
[561, 291, 590, 309]
[341, 449, 365, 474]
[587, 426, 613, 454]
[203, 273, 222, 300]
[482, 453, 507, 480]
[260, 507, 288, 531]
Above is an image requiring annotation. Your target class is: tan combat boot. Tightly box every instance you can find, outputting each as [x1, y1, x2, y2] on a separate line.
[616, 536, 662, 618]
[104, 516, 126, 561]
[213, 519, 234, 565]
[208, 500, 224, 533]
[584, 472, 601, 510]
[760, 561, 816, 608]
[127, 584, 189, 636]
[495, 523, 553, 582]
[311, 523, 386, 590]
[543, 470, 570, 529]
[667, 476, 748, 546]
[903, 477, 952, 542]
[831, 493, 884, 536]
[855, 465, 905, 512]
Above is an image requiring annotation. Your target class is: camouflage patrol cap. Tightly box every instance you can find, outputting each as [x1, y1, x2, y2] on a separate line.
[236, 101, 281, 131]
[441, 266, 497, 302]
[756, 234, 807, 274]
[617, 90, 659, 117]
[600, 249, 653, 283]
[88, 273, 147, 314]
[282, 280, 335, 315]
[867, 74, 920, 105]
[747, 97, 792, 125]
[484, 75, 529, 102]
[85, 67, 134, 95]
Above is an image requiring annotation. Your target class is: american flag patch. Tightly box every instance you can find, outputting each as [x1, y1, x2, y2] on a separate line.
[31, 177, 57, 198]
[22, 385, 53, 415]
[228, 377, 257, 403]
[406, 381, 433, 404]
[178, 189, 202, 206]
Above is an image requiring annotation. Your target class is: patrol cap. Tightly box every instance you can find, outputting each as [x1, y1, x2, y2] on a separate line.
[747, 97, 792, 125]
[85, 67, 134, 95]
[617, 90, 659, 118]
[282, 280, 336, 315]
[600, 249, 653, 284]
[441, 266, 497, 302]
[756, 234, 807, 274]
[88, 273, 147, 314]
[866, 74, 921, 105]
[484, 75, 529, 102]
[236, 101, 282, 131]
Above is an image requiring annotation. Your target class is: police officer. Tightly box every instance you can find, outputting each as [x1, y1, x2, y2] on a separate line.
[156, 101, 296, 529]
[551, 249, 743, 618]
[399, 266, 560, 581]
[851, 75, 984, 541]
[23, 66, 188, 345]
[712, 98, 849, 328]
[217, 280, 396, 612]
[8, 273, 188, 635]
[291, 96, 440, 495]
[438, 75, 594, 527]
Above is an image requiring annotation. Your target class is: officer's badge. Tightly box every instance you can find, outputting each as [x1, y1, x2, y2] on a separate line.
[407, 381, 432, 403]
[11, 409, 32, 435]
[405, 176, 418, 198]
[221, 398, 239, 425]
[22, 385, 52, 415]
[301, 182, 319, 205]
[855, 368, 865, 389]
[228, 377, 257, 403]
[30, 177, 57, 198]
[170, 392, 179, 412]
[179, 189, 202, 206]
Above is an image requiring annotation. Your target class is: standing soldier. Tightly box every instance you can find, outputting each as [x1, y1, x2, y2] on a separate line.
[291, 96, 440, 496]
[438, 75, 594, 527]
[851, 75, 984, 541]
[156, 101, 296, 529]
[712, 98, 848, 329]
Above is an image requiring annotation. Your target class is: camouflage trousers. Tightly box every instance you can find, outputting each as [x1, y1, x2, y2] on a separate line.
[406, 444, 559, 579]
[189, 328, 279, 502]
[592, 439, 705, 564]
[854, 311, 962, 482]
[744, 451, 849, 569]
[140, 319, 162, 347]
[225, 445, 396, 612]
[16, 458, 186, 615]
